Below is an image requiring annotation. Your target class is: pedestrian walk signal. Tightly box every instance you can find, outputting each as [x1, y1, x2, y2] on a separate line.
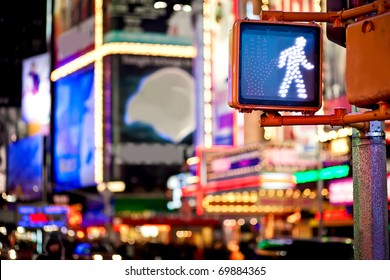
[229, 19, 323, 113]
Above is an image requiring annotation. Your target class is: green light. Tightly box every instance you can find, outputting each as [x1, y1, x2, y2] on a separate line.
[294, 170, 319, 184]
[331, 165, 350, 179]
[258, 239, 292, 249]
[320, 168, 333, 180]
[294, 165, 350, 184]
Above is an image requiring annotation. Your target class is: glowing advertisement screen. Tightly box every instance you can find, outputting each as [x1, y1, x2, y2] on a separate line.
[53, 0, 95, 68]
[238, 22, 321, 108]
[110, 55, 194, 186]
[211, 0, 236, 146]
[104, 0, 194, 45]
[119, 55, 194, 145]
[53, 66, 95, 189]
[22, 53, 51, 126]
[7, 136, 44, 201]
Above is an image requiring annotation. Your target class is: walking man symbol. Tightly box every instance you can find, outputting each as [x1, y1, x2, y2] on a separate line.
[277, 36, 314, 99]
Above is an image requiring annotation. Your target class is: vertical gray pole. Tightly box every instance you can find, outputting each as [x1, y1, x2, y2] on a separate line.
[101, 187, 114, 243]
[316, 141, 324, 237]
[352, 121, 389, 259]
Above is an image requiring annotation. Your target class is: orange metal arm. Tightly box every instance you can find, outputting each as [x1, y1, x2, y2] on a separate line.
[340, 0, 390, 20]
[260, 0, 390, 24]
[259, 103, 390, 131]
[256, 0, 390, 132]
[260, 11, 338, 23]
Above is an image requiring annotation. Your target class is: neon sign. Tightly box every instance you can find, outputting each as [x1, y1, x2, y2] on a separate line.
[329, 175, 390, 205]
[206, 143, 263, 182]
[17, 205, 68, 228]
[294, 165, 350, 184]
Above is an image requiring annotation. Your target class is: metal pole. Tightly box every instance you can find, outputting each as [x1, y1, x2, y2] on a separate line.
[101, 188, 113, 242]
[316, 141, 324, 237]
[352, 120, 389, 259]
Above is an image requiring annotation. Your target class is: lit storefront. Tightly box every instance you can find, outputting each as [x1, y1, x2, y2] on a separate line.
[10, 204, 69, 257]
[181, 142, 330, 247]
[112, 197, 220, 248]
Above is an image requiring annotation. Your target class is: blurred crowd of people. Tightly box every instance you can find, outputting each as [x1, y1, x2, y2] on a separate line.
[22, 235, 256, 260]
[1, 228, 259, 260]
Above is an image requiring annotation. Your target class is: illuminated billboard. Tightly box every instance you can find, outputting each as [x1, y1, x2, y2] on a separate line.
[105, 55, 195, 189]
[112, 55, 194, 166]
[7, 136, 44, 201]
[53, 0, 95, 68]
[21, 53, 51, 128]
[104, 0, 194, 45]
[119, 55, 194, 144]
[53, 65, 95, 189]
[211, 0, 237, 145]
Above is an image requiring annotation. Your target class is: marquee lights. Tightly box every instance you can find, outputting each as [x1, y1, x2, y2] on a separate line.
[186, 156, 200, 166]
[94, 0, 104, 184]
[316, 127, 353, 142]
[50, 50, 98, 81]
[203, 0, 213, 147]
[51, 43, 196, 82]
[203, 188, 321, 214]
[95, 0, 103, 48]
[259, 172, 296, 189]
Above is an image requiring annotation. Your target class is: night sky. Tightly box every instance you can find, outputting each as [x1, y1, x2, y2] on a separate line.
[0, 1, 48, 107]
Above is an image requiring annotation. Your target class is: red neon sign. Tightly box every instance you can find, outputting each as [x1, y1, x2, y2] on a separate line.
[315, 209, 352, 221]
[29, 213, 48, 223]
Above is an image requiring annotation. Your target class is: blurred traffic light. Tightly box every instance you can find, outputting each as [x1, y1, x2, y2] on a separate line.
[229, 19, 323, 113]
[326, 0, 349, 47]
[326, 1, 377, 47]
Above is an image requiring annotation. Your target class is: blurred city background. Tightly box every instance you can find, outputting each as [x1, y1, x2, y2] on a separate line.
[0, 0, 389, 260]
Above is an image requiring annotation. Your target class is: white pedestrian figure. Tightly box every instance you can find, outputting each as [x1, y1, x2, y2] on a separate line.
[277, 36, 314, 99]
